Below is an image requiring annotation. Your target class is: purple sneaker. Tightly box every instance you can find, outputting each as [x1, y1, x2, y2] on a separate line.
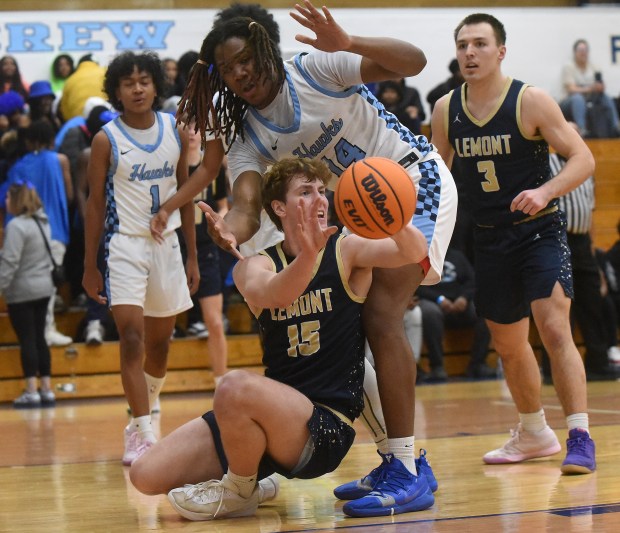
[561, 429, 596, 475]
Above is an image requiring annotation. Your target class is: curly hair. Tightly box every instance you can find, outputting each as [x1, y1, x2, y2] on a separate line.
[177, 15, 284, 149]
[103, 51, 166, 111]
[263, 158, 332, 231]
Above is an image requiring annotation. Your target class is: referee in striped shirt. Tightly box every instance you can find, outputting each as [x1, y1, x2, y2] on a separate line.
[549, 150, 619, 380]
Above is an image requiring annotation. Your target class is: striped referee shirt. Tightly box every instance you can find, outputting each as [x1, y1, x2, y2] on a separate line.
[551, 153, 595, 235]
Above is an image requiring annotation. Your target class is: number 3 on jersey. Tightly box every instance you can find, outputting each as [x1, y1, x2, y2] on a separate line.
[477, 160, 500, 192]
[287, 320, 321, 357]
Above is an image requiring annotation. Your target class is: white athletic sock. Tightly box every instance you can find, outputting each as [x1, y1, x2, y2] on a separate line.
[388, 437, 417, 475]
[362, 357, 389, 454]
[519, 409, 548, 434]
[566, 413, 589, 433]
[144, 372, 166, 412]
[128, 415, 156, 443]
[226, 469, 257, 499]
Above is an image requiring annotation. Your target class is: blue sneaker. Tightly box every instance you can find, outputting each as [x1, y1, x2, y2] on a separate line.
[334, 449, 438, 500]
[342, 453, 434, 517]
[561, 429, 596, 474]
[417, 448, 438, 493]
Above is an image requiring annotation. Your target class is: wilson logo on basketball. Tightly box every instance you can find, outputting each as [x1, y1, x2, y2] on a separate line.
[360, 174, 395, 226]
[334, 156, 416, 239]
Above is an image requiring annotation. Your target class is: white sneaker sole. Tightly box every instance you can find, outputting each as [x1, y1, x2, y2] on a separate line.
[167, 491, 256, 521]
[483, 442, 562, 464]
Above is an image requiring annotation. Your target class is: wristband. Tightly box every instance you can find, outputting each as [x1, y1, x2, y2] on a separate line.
[436, 295, 445, 304]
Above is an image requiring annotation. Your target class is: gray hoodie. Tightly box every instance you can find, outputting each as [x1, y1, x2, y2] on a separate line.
[0, 209, 54, 304]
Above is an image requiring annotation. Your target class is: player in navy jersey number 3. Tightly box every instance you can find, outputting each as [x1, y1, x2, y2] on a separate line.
[431, 13, 596, 474]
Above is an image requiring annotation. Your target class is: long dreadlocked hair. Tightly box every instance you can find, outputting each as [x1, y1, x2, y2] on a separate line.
[177, 16, 285, 149]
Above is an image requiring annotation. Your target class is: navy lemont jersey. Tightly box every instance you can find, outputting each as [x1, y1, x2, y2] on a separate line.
[447, 78, 553, 227]
[102, 112, 182, 237]
[255, 233, 366, 422]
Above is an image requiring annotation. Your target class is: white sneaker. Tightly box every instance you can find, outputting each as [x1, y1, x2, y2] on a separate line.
[483, 424, 561, 464]
[168, 474, 259, 521]
[187, 321, 209, 339]
[85, 320, 104, 346]
[608, 346, 620, 364]
[45, 329, 73, 347]
[13, 391, 42, 409]
[258, 474, 279, 504]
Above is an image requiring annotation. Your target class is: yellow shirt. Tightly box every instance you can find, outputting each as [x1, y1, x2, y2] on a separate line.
[59, 61, 106, 120]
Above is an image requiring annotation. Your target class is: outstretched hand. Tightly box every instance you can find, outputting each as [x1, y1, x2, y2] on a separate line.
[291, 0, 352, 52]
[197, 201, 244, 260]
[295, 196, 338, 256]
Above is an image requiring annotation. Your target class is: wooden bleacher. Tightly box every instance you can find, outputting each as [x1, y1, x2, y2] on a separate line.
[0, 139, 617, 403]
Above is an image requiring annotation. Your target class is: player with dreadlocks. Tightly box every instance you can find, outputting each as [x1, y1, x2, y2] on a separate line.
[150, 3, 282, 245]
[152, 1, 458, 518]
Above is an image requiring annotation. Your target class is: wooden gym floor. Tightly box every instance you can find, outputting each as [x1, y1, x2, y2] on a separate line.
[1, 379, 619, 532]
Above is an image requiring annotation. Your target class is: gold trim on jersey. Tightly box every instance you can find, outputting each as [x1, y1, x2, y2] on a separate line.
[251, 242, 327, 318]
[335, 234, 367, 304]
[462, 77, 513, 127]
[444, 89, 454, 139]
[476, 205, 559, 228]
[516, 84, 545, 141]
[315, 402, 354, 426]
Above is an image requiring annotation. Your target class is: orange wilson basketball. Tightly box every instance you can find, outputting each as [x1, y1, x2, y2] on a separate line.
[334, 157, 417, 239]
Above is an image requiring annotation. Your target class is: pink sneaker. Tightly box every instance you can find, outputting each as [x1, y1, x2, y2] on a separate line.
[483, 424, 561, 464]
[123, 430, 155, 466]
[122, 430, 141, 466]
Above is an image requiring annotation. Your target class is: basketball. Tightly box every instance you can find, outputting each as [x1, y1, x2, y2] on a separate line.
[334, 157, 417, 239]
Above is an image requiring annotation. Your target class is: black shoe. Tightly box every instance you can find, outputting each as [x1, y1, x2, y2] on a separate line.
[416, 366, 429, 384]
[585, 365, 620, 382]
[465, 363, 497, 380]
[426, 367, 448, 383]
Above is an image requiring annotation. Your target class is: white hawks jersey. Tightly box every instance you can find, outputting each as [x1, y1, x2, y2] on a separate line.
[228, 51, 439, 190]
[102, 112, 181, 237]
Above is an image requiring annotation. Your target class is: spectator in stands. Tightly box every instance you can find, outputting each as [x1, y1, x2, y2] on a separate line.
[59, 105, 118, 307]
[50, 54, 75, 97]
[1, 55, 29, 99]
[376, 79, 425, 135]
[162, 58, 179, 98]
[559, 39, 620, 138]
[426, 58, 463, 113]
[0, 92, 28, 184]
[0, 182, 55, 408]
[0, 90, 26, 154]
[27, 81, 61, 133]
[70, 107, 117, 345]
[595, 248, 620, 366]
[603, 219, 620, 331]
[58, 54, 106, 122]
[174, 51, 199, 96]
[542, 137, 620, 381]
[2, 120, 73, 347]
[416, 246, 494, 382]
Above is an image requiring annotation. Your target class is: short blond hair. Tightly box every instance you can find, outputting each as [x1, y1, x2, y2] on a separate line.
[7, 182, 42, 216]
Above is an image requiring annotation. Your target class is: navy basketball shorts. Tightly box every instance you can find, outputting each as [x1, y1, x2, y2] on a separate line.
[202, 403, 356, 480]
[473, 210, 574, 324]
[194, 241, 222, 299]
